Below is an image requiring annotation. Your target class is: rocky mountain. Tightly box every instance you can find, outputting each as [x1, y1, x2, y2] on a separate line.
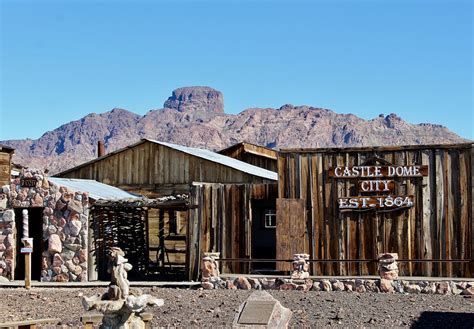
[1, 86, 468, 174]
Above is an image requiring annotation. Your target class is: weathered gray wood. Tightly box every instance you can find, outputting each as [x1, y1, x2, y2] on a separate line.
[278, 144, 472, 277]
[421, 151, 432, 275]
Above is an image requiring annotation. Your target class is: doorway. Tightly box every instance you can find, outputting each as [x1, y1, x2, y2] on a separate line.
[14, 208, 44, 281]
[251, 200, 276, 273]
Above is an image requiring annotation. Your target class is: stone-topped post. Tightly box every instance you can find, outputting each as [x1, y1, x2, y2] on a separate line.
[291, 253, 310, 280]
[378, 253, 399, 293]
[378, 253, 399, 280]
[201, 252, 221, 289]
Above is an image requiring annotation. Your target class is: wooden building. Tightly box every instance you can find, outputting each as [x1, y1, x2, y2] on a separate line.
[277, 143, 473, 278]
[57, 139, 279, 280]
[58, 139, 276, 196]
[187, 182, 278, 279]
[219, 142, 278, 172]
[0, 144, 14, 186]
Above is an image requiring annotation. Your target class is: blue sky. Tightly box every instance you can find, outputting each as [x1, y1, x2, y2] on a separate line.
[1, 0, 472, 140]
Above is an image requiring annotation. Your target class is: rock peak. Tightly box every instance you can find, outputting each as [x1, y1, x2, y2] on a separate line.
[163, 86, 224, 113]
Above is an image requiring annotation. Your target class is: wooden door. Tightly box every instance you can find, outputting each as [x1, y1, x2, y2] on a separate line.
[276, 198, 306, 271]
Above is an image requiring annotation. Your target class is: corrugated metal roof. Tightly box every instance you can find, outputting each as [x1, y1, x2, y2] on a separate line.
[48, 177, 140, 200]
[146, 139, 278, 181]
[0, 144, 15, 153]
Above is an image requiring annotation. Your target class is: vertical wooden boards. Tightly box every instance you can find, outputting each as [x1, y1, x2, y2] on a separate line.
[470, 146, 474, 277]
[187, 185, 202, 280]
[60, 140, 275, 191]
[436, 150, 446, 275]
[278, 144, 472, 277]
[0, 152, 12, 186]
[276, 197, 291, 271]
[335, 153, 345, 275]
[276, 198, 306, 271]
[421, 150, 432, 276]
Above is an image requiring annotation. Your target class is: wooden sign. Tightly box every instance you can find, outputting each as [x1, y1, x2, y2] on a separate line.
[330, 164, 427, 211]
[20, 177, 37, 187]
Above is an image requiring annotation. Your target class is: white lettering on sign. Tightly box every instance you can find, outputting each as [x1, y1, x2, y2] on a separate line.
[330, 164, 427, 211]
[338, 196, 414, 209]
[360, 180, 392, 192]
[331, 165, 426, 178]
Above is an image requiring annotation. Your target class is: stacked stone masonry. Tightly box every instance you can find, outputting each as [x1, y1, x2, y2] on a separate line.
[204, 277, 474, 296]
[0, 209, 15, 279]
[0, 169, 89, 282]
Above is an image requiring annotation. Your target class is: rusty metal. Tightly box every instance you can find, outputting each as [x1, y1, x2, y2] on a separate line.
[218, 258, 472, 263]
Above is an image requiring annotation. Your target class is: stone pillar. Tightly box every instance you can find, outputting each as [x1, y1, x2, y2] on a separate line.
[378, 253, 399, 280]
[290, 253, 310, 280]
[0, 209, 15, 280]
[201, 252, 221, 289]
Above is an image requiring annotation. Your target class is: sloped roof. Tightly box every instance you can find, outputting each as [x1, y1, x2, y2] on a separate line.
[0, 144, 15, 153]
[57, 139, 278, 181]
[48, 177, 140, 200]
[218, 141, 278, 160]
[145, 139, 278, 181]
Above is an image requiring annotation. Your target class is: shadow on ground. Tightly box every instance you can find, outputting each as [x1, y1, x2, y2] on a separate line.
[411, 311, 474, 329]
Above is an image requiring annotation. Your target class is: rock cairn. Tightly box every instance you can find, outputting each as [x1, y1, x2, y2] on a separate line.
[378, 253, 399, 280]
[0, 169, 89, 282]
[82, 247, 163, 328]
[378, 253, 399, 293]
[291, 253, 310, 280]
[201, 252, 224, 289]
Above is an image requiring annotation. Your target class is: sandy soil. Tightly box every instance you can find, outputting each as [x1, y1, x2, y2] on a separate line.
[0, 287, 473, 328]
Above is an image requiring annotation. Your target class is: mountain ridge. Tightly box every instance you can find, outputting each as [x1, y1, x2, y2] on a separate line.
[1, 86, 469, 174]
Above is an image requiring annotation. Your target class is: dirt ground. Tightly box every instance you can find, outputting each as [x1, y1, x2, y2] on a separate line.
[0, 287, 473, 328]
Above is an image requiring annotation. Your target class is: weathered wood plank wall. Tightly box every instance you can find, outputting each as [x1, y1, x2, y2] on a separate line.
[187, 183, 278, 280]
[59, 140, 274, 196]
[219, 143, 278, 172]
[0, 151, 12, 187]
[148, 209, 187, 266]
[278, 144, 473, 277]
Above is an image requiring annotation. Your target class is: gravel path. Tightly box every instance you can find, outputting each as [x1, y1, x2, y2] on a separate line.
[0, 287, 473, 328]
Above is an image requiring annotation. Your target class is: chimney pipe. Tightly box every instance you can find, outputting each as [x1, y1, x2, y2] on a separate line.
[98, 141, 105, 158]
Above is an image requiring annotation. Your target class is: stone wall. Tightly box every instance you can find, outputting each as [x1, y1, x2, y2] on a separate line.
[0, 208, 15, 280]
[0, 169, 89, 282]
[217, 276, 474, 296]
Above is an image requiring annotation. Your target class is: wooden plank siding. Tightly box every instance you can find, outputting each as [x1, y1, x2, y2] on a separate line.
[187, 183, 278, 280]
[218, 142, 278, 172]
[276, 198, 306, 271]
[278, 144, 473, 277]
[0, 151, 13, 187]
[57, 140, 275, 196]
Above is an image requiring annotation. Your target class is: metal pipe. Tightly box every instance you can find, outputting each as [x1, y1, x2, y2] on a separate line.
[218, 258, 472, 263]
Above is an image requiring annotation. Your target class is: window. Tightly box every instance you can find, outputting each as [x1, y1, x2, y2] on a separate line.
[264, 209, 276, 228]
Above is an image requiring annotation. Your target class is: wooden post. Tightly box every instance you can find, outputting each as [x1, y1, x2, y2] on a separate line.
[22, 209, 32, 289]
[159, 209, 165, 273]
[25, 251, 31, 289]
